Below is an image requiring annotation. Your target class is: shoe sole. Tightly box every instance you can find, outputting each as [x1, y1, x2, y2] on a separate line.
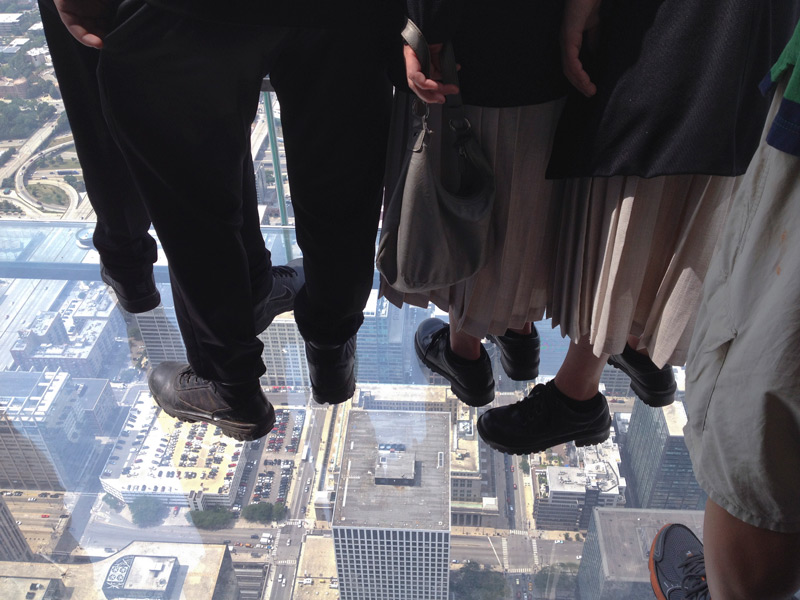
[152, 393, 276, 442]
[414, 338, 494, 407]
[607, 356, 676, 407]
[476, 416, 611, 455]
[648, 524, 672, 600]
[487, 336, 540, 381]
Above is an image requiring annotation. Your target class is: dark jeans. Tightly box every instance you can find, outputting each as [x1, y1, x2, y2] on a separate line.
[38, 0, 158, 279]
[97, 2, 394, 383]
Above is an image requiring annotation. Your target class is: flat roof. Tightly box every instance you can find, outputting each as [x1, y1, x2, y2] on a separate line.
[0, 540, 231, 600]
[591, 507, 704, 581]
[333, 411, 450, 530]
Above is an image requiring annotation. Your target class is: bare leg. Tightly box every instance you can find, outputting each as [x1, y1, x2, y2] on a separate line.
[553, 335, 609, 400]
[704, 498, 800, 600]
[448, 312, 481, 360]
[510, 322, 533, 335]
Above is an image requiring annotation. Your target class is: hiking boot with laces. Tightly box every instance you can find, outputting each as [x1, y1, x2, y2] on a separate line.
[254, 259, 305, 334]
[148, 361, 275, 441]
[650, 523, 711, 600]
[487, 325, 540, 381]
[415, 318, 494, 407]
[608, 343, 676, 407]
[477, 380, 610, 454]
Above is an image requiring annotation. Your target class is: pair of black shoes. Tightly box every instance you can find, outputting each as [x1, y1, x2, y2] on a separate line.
[414, 318, 540, 407]
[477, 344, 676, 455]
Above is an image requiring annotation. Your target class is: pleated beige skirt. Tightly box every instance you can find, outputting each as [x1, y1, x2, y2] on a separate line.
[382, 99, 565, 338]
[548, 174, 738, 367]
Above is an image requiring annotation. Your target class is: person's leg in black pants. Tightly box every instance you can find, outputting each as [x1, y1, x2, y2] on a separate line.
[269, 29, 394, 403]
[96, 4, 300, 439]
[38, 0, 159, 313]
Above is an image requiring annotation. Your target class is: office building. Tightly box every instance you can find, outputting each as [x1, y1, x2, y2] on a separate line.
[258, 312, 308, 388]
[576, 507, 704, 600]
[134, 286, 187, 367]
[356, 290, 405, 384]
[10, 282, 126, 378]
[0, 370, 104, 490]
[332, 410, 450, 600]
[0, 497, 33, 562]
[623, 400, 706, 510]
[0, 541, 237, 600]
[534, 437, 626, 531]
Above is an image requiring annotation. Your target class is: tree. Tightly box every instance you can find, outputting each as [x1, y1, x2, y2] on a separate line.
[519, 456, 530, 475]
[186, 508, 234, 530]
[449, 562, 508, 600]
[272, 502, 287, 522]
[242, 502, 273, 523]
[129, 496, 166, 528]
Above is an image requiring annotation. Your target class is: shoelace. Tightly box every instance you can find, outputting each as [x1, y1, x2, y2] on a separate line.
[680, 552, 710, 600]
[178, 367, 213, 389]
[517, 383, 551, 423]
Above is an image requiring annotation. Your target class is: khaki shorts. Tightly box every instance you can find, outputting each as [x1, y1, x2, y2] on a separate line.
[684, 80, 800, 533]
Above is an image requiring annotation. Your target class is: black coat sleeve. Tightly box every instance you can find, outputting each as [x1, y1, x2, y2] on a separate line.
[405, 0, 463, 43]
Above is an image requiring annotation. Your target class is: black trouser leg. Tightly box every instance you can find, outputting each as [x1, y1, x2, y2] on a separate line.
[269, 29, 394, 345]
[38, 0, 157, 278]
[97, 4, 284, 382]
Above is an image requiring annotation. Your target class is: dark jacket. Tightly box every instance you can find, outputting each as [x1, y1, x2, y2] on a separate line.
[546, 0, 800, 178]
[405, 0, 567, 107]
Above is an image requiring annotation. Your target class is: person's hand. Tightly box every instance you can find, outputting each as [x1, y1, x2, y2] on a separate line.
[404, 43, 460, 104]
[54, 0, 112, 48]
[561, 0, 602, 97]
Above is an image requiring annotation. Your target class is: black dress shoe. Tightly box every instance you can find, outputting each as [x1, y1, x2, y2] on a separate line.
[254, 259, 305, 334]
[414, 318, 494, 407]
[607, 344, 676, 407]
[305, 336, 356, 405]
[148, 361, 275, 441]
[100, 265, 160, 313]
[477, 381, 611, 454]
[487, 326, 540, 381]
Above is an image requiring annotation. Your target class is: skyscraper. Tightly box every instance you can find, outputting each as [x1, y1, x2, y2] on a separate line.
[332, 410, 451, 600]
[623, 400, 706, 510]
[0, 370, 102, 490]
[0, 497, 32, 562]
[576, 507, 704, 600]
[134, 286, 187, 367]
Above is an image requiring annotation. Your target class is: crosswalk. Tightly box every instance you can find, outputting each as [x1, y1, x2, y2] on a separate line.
[507, 567, 534, 574]
[531, 539, 539, 566]
[508, 529, 528, 536]
[501, 538, 509, 569]
[275, 559, 297, 566]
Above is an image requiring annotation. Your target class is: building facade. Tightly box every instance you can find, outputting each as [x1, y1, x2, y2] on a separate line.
[332, 411, 451, 600]
[623, 401, 706, 510]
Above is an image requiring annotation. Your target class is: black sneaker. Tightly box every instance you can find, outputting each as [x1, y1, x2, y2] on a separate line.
[100, 264, 160, 313]
[477, 381, 610, 454]
[305, 336, 356, 405]
[414, 318, 494, 407]
[254, 259, 305, 334]
[487, 325, 540, 381]
[608, 344, 676, 407]
[148, 361, 275, 441]
[650, 523, 710, 600]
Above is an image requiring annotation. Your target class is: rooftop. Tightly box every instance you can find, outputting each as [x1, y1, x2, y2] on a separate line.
[591, 507, 704, 581]
[332, 410, 450, 530]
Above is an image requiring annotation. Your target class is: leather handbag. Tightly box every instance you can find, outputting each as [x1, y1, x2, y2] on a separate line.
[377, 19, 496, 294]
